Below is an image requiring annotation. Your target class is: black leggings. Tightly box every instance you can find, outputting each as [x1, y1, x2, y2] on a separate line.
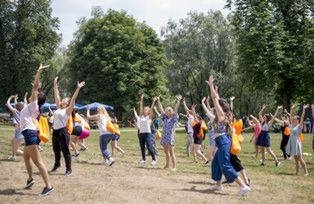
[280, 136, 290, 159]
[139, 133, 156, 161]
[53, 128, 71, 171]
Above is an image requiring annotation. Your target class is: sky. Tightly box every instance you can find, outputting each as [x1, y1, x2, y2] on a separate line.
[51, 0, 230, 47]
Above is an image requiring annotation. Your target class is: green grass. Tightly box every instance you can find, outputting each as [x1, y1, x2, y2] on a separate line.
[0, 126, 314, 203]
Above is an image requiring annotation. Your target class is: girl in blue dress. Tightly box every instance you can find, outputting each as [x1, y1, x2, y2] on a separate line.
[286, 104, 309, 176]
[156, 95, 181, 171]
[256, 104, 281, 166]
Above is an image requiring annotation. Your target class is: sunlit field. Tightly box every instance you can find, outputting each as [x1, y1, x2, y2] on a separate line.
[0, 125, 313, 203]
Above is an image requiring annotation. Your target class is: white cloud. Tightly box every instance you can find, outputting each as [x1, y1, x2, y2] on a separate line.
[51, 0, 229, 46]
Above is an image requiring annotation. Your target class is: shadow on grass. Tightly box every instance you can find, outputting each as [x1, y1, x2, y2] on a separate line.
[188, 180, 210, 185]
[277, 172, 296, 176]
[0, 188, 37, 196]
[0, 159, 20, 162]
[75, 160, 103, 166]
[178, 185, 229, 196]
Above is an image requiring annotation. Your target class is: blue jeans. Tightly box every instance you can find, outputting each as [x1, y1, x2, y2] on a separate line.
[211, 134, 238, 183]
[139, 133, 156, 161]
[99, 134, 116, 159]
[22, 129, 40, 146]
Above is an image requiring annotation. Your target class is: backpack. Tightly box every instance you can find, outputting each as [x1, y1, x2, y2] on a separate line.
[35, 116, 50, 143]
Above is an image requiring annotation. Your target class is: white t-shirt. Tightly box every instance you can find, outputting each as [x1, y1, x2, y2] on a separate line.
[53, 108, 69, 130]
[139, 115, 151, 133]
[97, 115, 111, 135]
[20, 101, 39, 131]
[187, 114, 194, 134]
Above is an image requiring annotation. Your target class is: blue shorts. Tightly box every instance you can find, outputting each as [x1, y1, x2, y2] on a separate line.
[112, 134, 120, 141]
[14, 129, 24, 140]
[22, 129, 40, 146]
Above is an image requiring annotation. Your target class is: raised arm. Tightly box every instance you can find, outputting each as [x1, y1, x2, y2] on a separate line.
[154, 107, 161, 117]
[139, 94, 144, 116]
[149, 97, 157, 119]
[66, 81, 85, 115]
[191, 104, 199, 123]
[258, 104, 266, 124]
[24, 92, 28, 104]
[174, 95, 182, 114]
[53, 77, 61, 109]
[86, 107, 100, 121]
[14, 94, 18, 104]
[201, 97, 215, 120]
[156, 97, 165, 114]
[182, 98, 190, 115]
[133, 107, 139, 120]
[269, 106, 282, 125]
[299, 104, 309, 129]
[205, 96, 211, 110]
[250, 115, 260, 125]
[48, 107, 54, 115]
[30, 64, 50, 102]
[289, 104, 297, 123]
[230, 96, 235, 112]
[206, 75, 225, 122]
[6, 95, 16, 113]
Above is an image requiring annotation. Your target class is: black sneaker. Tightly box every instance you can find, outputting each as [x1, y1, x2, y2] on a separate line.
[40, 186, 54, 196]
[25, 178, 35, 189]
[65, 170, 72, 176]
[50, 165, 61, 172]
[72, 153, 80, 157]
[260, 163, 265, 166]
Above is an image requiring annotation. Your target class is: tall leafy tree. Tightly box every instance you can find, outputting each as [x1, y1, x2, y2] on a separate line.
[67, 9, 168, 118]
[162, 11, 235, 105]
[227, 0, 314, 108]
[0, 0, 60, 103]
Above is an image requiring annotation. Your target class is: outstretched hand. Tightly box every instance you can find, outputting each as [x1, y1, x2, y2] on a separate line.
[303, 104, 309, 109]
[176, 95, 182, 101]
[230, 96, 235, 101]
[205, 75, 214, 86]
[201, 97, 206, 103]
[54, 77, 58, 84]
[77, 81, 86, 88]
[38, 63, 50, 71]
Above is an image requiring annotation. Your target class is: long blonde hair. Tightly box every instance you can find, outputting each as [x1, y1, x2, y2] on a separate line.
[98, 106, 111, 120]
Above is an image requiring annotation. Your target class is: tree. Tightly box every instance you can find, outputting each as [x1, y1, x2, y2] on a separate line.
[162, 11, 235, 105]
[67, 9, 168, 119]
[0, 0, 60, 103]
[227, 0, 314, 108]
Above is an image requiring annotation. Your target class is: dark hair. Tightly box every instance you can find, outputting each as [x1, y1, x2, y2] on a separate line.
[15, 102, 24, 111]
[37, 91, 46, 109]
[263, 114, 272, 124]
[217, 98, 233, 123]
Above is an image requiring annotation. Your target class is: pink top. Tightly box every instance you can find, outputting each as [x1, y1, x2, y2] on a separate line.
[254, 124, 261, 138]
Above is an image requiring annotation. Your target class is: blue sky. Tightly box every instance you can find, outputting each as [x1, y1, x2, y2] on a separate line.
[51, 0, 229, 46]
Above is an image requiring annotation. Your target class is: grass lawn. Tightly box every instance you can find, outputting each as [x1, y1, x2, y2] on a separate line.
[0, 125, 313, 203]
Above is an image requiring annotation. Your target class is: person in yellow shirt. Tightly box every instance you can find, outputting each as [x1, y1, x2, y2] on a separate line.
[110, 117, 125, 156]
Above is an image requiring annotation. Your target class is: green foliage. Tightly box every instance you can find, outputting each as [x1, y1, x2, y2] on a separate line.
[67, 9, 168, 118]
[0, 0, 60, 103]
[162, 11, 235, 104]
[228, 0, 314, 108]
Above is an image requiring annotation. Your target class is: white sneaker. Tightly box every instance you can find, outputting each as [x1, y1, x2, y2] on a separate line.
[107, 157, 115, 166]
[238, 185, 251, 196]
[8, 155, 16, 161]
[208, 185, 223, 191]
[150, 160, 157, 166]
[139, 160, 146, 165]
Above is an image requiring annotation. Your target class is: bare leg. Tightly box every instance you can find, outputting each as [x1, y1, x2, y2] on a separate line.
[298, 155, 308, 175]
[27, 145, 51, 188]
[23, 148, 33, 180]
[261, 147, 266, 164]
[266, 147, 279, 162]
[195, 144, 207, 162]
[169, 145, 176, 170]
[70, 136, 79, 155]
[207, 146, 216, 161]
[110, 140, 115, 156]
[163, 146, 170, 169]
[193, 144, 198, 163]
[294, 155, 300, 175]
[239, 169, 249, 185]
[112, 140, 125, 154]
